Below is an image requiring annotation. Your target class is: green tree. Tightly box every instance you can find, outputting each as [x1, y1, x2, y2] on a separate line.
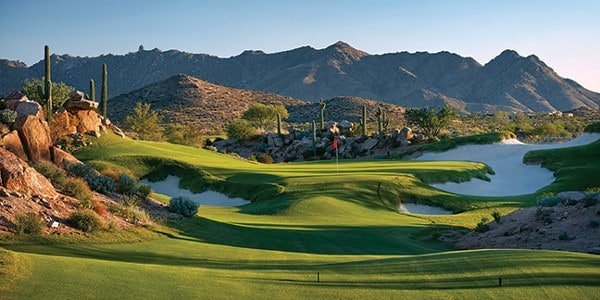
[241, 103, 288, 132]
[227, 119, 258, 141]
[124, 102, 164, 141]
[22, 78, 74, 107]
[405, 105, 459, 138]
[164, 123, 204, 147]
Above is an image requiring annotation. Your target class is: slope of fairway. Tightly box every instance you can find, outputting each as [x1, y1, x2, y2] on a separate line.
[2, 133, 599, 299]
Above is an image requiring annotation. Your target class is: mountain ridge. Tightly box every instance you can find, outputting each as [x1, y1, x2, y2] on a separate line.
[1, 42, 598, 112]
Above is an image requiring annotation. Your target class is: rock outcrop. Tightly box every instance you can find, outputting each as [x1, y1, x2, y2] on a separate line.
[14, 113, 53, 162]
[0, 147, 58, 199]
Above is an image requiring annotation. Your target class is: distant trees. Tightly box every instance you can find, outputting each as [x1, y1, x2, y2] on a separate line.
[227, 119, 258, 141]
[164, 123, 204, 147]
[405, 105, 459, 138]
[242, 103, 288, 132]
[22, 78, 75, 107]
[124, 102, 164, 141]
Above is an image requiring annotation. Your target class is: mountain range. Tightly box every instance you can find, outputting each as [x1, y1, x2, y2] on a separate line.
[1, 42, 599, 112]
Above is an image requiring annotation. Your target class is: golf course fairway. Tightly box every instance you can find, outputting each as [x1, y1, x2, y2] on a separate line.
[1, 133, 599, 299]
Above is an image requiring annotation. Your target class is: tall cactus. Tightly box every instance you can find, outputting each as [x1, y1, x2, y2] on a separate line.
[376, 107, 389, 136]
[318, 100, 326, 131]
[361, 105, 367, 136]
[46, 80, 52, 124]
[44, 45, 51, 91]
[100, 63, 108, 117]
[89, 79, 95, 101]
[312, 120, 317, 156]
[276, 113, 282, 136]
[44, 45, 52, 123]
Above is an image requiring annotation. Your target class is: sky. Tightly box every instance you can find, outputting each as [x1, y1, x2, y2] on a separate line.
[1, 0, 598, 91]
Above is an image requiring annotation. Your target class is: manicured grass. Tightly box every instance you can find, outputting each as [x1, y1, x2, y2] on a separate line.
[1, 132, 598, 299]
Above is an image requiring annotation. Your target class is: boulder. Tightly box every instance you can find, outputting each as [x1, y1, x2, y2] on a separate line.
[0, 147, 58, 199]
[273, 137, 283, 147]
[14, 114, 53, 162]
[64, 99, 99, 111]
[398, 127, 413, 142]
[15, 101, 43, 118]
[0, 130, 27, 160]
[361, 138, 379, 151]
[73, 110, 102, 136]
[339, 120, 353, 128]
[51, 146, 82, 167]
[50, 110, 77, 140]
[0, 124, 10, 135]
[4, 91, 29, 110]
[557, 191, 587, 202]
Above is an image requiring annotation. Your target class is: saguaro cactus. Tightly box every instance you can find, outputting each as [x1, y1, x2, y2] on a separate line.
[361, 105, 367, 136]
[312, 120, 317, 156]
[100, 63, 108, 117]
[376, 107, 389, 136]
[44, 45, 51, 89]
[276, 113, 282, 136]
[89, 79, 95, 101]
[44, 45, 52, 123]
[319, 100, 326, 131]
[46, 80, 52, 124]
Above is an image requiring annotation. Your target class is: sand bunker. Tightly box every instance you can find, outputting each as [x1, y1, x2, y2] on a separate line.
[140, 175, 250, 206]
[397, 203, 453, 215]
[414, 133, 599, 197]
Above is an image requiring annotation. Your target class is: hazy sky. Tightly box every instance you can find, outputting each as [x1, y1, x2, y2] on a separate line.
[1, 0, 598, 91]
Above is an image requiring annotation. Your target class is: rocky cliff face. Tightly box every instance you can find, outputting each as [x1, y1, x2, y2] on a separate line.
[2, 42, 598, 112]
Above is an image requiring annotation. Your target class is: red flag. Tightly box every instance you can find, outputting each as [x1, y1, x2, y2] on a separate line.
[332, 138, 338, 150]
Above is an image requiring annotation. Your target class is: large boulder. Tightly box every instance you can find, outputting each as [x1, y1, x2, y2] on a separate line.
[397, 127, 413, 142]
[50, 110, 77, 139]
[15, 114, 53, 162]
[4, 90, 29, 110]
[73, 110, 102, 135]
[0, 147, 58, 199]
[361, 138, 379, 151]
[557, 191, 587, 202]
[63, 91, 99, 112]
[51, 146, 82, 167]
[15, 100, 43, 118]
[0, 130, 27, 160]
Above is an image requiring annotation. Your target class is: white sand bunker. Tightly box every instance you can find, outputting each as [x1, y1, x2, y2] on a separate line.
[140, 175, 250, 206]
[414, 133, 599, 197]
[398, 203, 453, 215]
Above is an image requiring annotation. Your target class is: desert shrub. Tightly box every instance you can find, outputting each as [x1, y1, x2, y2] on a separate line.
[536, 193, 560, 207]
[164, 123, 204, 147]
[137, 184, 152, 200]
[0, 109, 17, 124]
[227, 119, 258, 141]
[22, 78, 75, 107]
[15, 213, 43, 235]
[62, 177, 94, 208]
[169, 196, 199, 217]
[99, 168, 121, 181]
[558, 232, 570, 241]
[85, 174, 116, 194]
[67, 163, 96, 178]
[588, 220, 599, 228]
[113, 204, 151, 224]
[491, 211, 502, 223]
[247, 154, 257, 162]
[122, 195, 142, 207]
[118, 173, 138, 196]
[256, 153, 274, 164]
[474, 217, 490, 233]
[242, 103, 288, 132]
[33, 161, 66, 186]
[68, 209, 102, 232]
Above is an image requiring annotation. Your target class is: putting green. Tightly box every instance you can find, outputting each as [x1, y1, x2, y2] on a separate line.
[1, 133, 599, 299]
